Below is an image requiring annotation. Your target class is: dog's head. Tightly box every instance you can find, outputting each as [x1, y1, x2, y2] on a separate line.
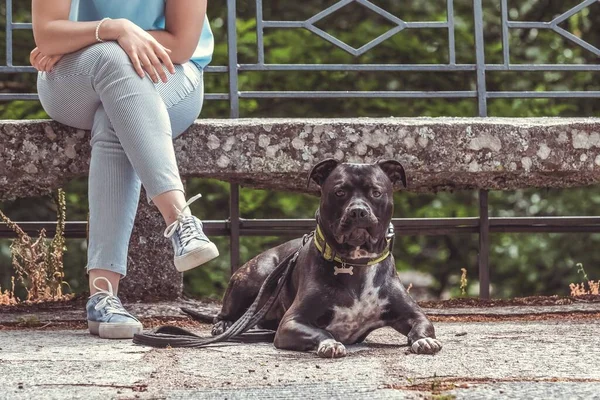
[308, 159, 406, 260]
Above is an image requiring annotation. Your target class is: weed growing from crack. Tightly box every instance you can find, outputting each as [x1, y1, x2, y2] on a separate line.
[459, 268, 468, 297]
[0, 189, 72, 303]
[569, 263, 599, 296]
[0, 277, 17, 305]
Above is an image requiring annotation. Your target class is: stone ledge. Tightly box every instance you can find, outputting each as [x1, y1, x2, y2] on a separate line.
[2, 117, 600, 201]
[1, 299, 598, 324]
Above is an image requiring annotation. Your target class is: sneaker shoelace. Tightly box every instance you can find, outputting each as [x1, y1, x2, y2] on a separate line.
[175, 215, 201, 248]
[164, 193, 204, 247]
[91, 277, 132, 318]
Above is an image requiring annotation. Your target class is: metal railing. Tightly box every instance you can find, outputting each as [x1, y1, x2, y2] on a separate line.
[2, 0, 600, 298]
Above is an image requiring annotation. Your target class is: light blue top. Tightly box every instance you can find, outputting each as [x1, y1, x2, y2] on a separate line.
[69, 0, 213, 69]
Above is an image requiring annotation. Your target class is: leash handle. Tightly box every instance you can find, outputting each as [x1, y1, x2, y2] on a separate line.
[132, 243, 304, 348]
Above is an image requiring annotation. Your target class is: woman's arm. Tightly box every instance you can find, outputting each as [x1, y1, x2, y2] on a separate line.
[31, 0, 175, 82]
[32, 0, 116, 56]
[148, 0, 207, 65]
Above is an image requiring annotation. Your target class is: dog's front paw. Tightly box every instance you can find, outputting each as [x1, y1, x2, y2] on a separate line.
[411, 338, 442, 355]
[211, 320, 232, 336]
[317, 339, 347, 358]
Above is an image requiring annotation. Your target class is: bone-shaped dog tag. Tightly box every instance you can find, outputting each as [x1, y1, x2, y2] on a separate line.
[334, 264, 354, 275]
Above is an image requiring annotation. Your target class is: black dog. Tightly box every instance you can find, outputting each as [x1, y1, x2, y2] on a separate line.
[212, 159, 442, 358]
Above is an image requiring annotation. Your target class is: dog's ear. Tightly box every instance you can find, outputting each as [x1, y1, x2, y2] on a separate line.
[377, 160, 407, 188]
[307, 159, 339, 188]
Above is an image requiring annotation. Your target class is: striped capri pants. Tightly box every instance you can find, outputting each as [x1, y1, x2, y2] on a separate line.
[37, 41, 204, 277]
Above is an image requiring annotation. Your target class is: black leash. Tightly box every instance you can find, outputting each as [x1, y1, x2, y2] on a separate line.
[132, 234, 311, 348]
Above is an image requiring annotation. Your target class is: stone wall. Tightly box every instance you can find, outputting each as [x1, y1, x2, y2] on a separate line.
[2, 118, 600, 202]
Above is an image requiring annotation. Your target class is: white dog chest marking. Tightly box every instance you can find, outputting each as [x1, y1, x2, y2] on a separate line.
[326, 268, 388, 343]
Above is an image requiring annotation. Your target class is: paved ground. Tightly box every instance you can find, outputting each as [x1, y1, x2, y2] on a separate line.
[1, 316, 600, 399]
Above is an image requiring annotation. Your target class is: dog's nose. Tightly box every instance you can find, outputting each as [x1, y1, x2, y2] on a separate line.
[349, 207, 368, 220]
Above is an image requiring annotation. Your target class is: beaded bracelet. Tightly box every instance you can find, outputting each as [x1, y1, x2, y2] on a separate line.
[95, 17, 111, 43]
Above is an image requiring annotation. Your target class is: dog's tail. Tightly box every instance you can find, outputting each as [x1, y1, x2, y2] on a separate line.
[180, 307, 217, 324]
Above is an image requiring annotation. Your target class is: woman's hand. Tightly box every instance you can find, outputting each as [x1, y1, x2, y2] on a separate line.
[30, 47, 63, 72]
[106, 19, 176, 83]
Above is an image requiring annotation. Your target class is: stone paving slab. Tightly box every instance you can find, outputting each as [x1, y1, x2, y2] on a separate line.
[447, 382, 600, 400]
[165, 383, 411, 400]
[424, 301, 600, 315]
[1, 320, 599, 399]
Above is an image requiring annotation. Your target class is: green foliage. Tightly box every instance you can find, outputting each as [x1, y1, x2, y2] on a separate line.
[1, 0, 600, 299]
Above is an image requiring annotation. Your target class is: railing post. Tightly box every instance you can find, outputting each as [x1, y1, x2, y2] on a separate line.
[473, 0, 487, 117]
[227, 0, 241, 273]
[501, 0, 510, 67]
[229, 183, 240, 274]
[227, 0, 240, 118]
[6, 0, 13, 67]
[478, 190, 490, 299]
[256, 0, 264, 65]
[447, 0, 456, 65]
[473, 0, 490, 298]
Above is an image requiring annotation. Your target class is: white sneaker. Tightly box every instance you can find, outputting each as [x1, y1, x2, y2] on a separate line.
[86, 277, 143, 339]
[164, 194, 220, 272]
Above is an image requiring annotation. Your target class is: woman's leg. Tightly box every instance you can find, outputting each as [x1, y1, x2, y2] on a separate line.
[86, 105, 142, 293]
[84, 64, 205, 290]
[38, 42, 213, 280]
[150, 63, 220, 273]
[37, 43, 214, 338]
[149, 62, 206, 225]
[37, 44, 215, 333]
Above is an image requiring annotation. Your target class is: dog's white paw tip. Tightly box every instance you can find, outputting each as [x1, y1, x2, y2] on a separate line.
[411, 338, 442, 354]
[317, 339, 347, 358]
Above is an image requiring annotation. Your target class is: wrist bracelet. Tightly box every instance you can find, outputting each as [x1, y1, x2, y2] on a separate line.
[95, 17, 110, 43]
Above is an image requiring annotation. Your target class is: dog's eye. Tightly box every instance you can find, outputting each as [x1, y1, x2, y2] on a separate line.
[372, 190, 382, 198]
[335, 190, 346, 197]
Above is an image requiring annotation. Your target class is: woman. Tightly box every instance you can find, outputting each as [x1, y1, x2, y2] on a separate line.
[31, 0, 218, 339]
